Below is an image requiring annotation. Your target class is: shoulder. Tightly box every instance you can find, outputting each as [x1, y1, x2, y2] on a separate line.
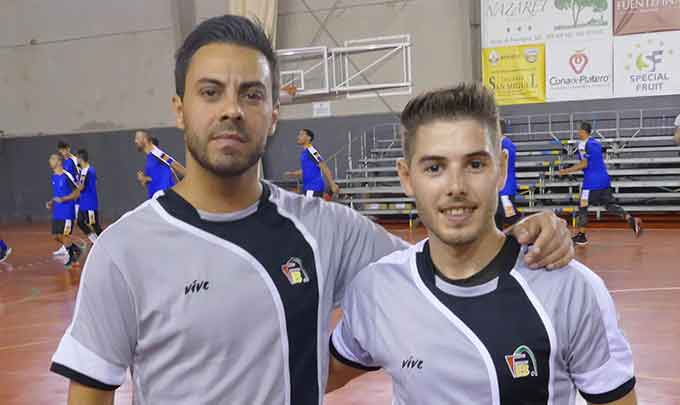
[348, 242, 420, 291]
[95, 200, 162, 253]
[268, 182, 356, 221]
[514, 259, 609, 303]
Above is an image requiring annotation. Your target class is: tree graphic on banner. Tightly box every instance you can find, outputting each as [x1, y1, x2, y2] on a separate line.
[554, 0, 608, 27]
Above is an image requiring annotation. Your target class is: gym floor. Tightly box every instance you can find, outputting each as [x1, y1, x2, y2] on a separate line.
[1, 223, 679, 404]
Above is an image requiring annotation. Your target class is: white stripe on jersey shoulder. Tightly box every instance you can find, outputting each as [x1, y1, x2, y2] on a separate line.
[80, 166, 89, 177]
[568, 261, 635, 394]
[149, 198, 292, 405]
[305, 145, 322, 162]
[266, 186, 326, 403]
[408, 248, 501, 405]
[510, 269, 557, 405]
[63, 170, 78, 186]
[150, 146, 173, 166]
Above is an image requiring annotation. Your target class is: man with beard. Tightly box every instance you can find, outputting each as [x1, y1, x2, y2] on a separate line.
[50, 15, 574, 405]
[134, 130, 186, 198]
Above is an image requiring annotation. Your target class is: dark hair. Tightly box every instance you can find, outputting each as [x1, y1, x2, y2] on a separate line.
[302, 128, 315, 142]
[57, 140, 70, 150]
[151, 137, 160, 146]
[499, 119, 509, 134]
[174, 15, 279, 103]
[579, 121, 592, 134]
[400, 83, 499, 160]
[76, 149, 89, 162]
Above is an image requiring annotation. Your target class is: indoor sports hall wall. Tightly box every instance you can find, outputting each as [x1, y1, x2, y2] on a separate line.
[276, 0, 479, 119]
[0, 0, 181, 135]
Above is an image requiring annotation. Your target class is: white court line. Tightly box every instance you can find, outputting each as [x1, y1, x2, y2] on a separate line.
[610, 287, 680, 294]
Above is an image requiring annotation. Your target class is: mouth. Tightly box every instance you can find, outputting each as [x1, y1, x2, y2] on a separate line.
[439, 205, 476, 224]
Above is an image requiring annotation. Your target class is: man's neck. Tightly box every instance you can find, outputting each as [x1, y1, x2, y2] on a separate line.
[144, 144, 155, 154]
[173, 157, 262, 213]
[80, 163, 90, 169]
[428, 226, 506, 281]
[302, 143, 312, 149]
[54, 167, 64, 175]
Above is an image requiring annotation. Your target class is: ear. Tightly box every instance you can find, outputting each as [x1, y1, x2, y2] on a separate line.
[497, 148, 508, 193]
[397, 158, 415, 197]
[172, 95, 185, 130]
[269, 104, 280, 137]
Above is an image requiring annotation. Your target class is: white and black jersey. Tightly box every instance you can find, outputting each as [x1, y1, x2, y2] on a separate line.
[51, 182, 408, 404]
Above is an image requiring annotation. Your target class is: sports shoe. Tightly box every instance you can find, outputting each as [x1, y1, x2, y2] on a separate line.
[572, 233, 588, 246]
[629, 217, 643, 237]
[53, 245, 68, 256]
[69, 244, 83, 263]
[0, 247, 11, 263]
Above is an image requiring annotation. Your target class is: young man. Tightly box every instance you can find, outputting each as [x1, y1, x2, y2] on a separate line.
[557, 122, 642, 245]
[51, 15, 574, 405]
[46, 154, 82, 268]
[328, 84, 637, 404]
[134, 130, 186, 198]
[285, 128, 340, 198]
[76, 149, 103, 243]
[495, 120, 520, 229]
[55, 141, 81, 256]
[0, 236, 11, 263]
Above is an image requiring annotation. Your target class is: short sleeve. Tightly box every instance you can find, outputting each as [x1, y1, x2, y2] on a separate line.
[330, 278, 380, 371]
[79, 167, 89, 190]
[50, 242, 137, 390]
[567, 265, 635, 403]
[306, 146, 323, 164]
[332, 206, 410, 306]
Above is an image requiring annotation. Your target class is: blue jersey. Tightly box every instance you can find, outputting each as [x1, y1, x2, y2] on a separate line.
[300, 145, 325, 192]
[63, 156, 80, 183]
[578, 138, 611, 190]
[79, 166, 99, 211]
[51, 171, 77, 220]
[499, 136, 517, 196]
[145, 147, 176, 198]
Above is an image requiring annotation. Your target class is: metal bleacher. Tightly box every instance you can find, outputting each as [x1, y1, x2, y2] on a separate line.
[334, 108, 680, 220]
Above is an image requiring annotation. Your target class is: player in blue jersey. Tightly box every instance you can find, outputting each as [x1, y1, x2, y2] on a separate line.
[495, 120, 521, 229]
[285, 128, 339, 198]
[76, 149, 103, 244]
[0, 235, 11, 263]
[56, 141, 81, 256]
[558, 122, 642, 245]
[134, 130, 186, 198]
[46, 154, 83, 267]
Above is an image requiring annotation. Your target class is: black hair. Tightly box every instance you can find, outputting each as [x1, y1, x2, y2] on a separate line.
[401, 83, 499, 160]
[174, 14, 279, 103]
[302, 128, 315, 142]
[57, 140, 70, 150]
[580, 121, 592, 134]
[151, 137, 160, 146]
[76, 149, 89, 162]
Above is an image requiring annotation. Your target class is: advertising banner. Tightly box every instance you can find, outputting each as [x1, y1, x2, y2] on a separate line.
[614, 0, 680, 36]
[546, 39, 613, 101]
[482, 44, 546, 105]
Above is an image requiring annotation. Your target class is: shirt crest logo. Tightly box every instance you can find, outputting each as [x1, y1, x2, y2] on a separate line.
[505, 345, 538, 379]
[281, 257, 309, 285]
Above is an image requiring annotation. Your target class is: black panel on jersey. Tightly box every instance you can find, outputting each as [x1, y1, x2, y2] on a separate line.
[50, 362, 120, 391]
[580, 377, 635, 404]
[417, 237, 552, 404]
[158, 185, 321, 405]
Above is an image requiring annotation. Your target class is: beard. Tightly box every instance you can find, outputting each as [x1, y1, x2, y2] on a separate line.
[185, 123, 266, 178]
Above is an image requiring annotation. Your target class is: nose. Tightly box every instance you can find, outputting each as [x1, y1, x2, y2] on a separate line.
[445, 167, 466, 197]
[218, 90, 243, 122]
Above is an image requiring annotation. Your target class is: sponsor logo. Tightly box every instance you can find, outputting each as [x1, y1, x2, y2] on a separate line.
[569, 50, 589, 74]
[401, 356, 424, 369]
[489, 50, 501, 65]
[624, 39, 674, 93]
[524, 48, 538, 63]
[282, 257, 310, 285]
[505, 345, 538, 379]
[185, 280, 210, 295]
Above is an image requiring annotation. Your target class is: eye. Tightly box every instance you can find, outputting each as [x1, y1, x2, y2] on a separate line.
[469, 160, 485, 170]
[425, 164, 441, 174]
[200, 87, 219, 99]
[244, 88, 265, 101]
